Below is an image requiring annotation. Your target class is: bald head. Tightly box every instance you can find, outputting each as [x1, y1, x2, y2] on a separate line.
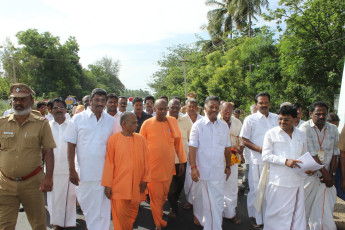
[168, 99, 181, 119]
[120, 112, 138, 135]
[154, 99, 168, 121]
[220, 102, 234, 122]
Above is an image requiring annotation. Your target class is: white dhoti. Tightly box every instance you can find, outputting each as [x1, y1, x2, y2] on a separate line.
[248, 163, 264, 224]
[76, 181, 111, 230]
[223, 164, 238, 218]
[193, 179, 225, 230]
[47, 174, 76, 227]
[184, 162, 195, 204]
[264, 183, 306, 230]
[304, 175, 337, 230]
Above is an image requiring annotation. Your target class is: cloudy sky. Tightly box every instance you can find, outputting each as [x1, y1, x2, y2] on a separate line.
[0, 0, 279, 91]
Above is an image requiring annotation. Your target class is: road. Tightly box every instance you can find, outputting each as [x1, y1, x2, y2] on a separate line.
[16, 166, 257, 230]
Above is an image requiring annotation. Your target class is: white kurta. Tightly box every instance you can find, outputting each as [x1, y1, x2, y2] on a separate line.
[184, 113, 203, 204]
[47, 119, 76, 227]
[240, 111, 278, 224]
[262, 126, 308, 230]
[189, 116, 230, 230]
[222, 116, 243, 219]
[64, 109, 117, 230]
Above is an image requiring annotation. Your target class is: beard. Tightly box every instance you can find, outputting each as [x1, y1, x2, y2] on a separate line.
[13, 106, 32, 116]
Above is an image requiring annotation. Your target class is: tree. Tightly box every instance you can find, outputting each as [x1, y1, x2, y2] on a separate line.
[269, 0, 345, 110]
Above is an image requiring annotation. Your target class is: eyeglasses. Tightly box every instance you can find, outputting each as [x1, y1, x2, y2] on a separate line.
[52, 107, 66, 110]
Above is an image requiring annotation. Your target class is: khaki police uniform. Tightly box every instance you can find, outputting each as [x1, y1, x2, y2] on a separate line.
[0, 84, 56, 230]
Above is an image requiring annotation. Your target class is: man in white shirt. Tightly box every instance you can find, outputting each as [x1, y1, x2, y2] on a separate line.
[144, 95, 156, 116]
[262, 105, 308, 230]
[167, 99, 192, 218]
[183, 98, 203, 210]
[300, 101, 339, 230]
[106, 93, 122, 132]
[64, 88, 120, 230]
[240, 92, 278, 228]
[292, 103, 305, 128]
[189, 95, 231, 230]
[47, 98, 76, 229]
[220, 102, 243, 224]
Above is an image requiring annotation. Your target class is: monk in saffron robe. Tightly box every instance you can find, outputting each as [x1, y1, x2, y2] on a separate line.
[140, 99, 187, 230]
[102, 112, 151, 230]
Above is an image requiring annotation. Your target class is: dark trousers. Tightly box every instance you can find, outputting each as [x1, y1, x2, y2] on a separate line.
[168, 163, 187, 212]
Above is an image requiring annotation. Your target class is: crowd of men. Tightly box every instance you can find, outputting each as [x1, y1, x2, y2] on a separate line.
[0, 83, 344, 230]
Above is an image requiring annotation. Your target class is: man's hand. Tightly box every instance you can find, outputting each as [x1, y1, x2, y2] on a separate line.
[104, 187, 112, 199]
[139, 182, 147, 193]
[305, 170, 317, 176]
[285, 159, 302, 168]
[178, 163, 185, 176]
[39, 176, 53, 192]
[225, 167, 231, 181]
[191, 167, 200, 182]
[320, 172, 334, 188]
[69, 169, 80, 186]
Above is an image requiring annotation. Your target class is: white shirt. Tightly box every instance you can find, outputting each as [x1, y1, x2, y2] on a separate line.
[144, 110, 156, 116]
[49, 119, 70, 174]
[240, 111, 278, 165]
[296, 119, 305, 128]
[64, 109, 116, 182]
[187, 113, 203, 124]
[262, 126, 308, 188]
[189, 116, 231, 180]
[46, 113, 54, 121]
[2, 108, 13, 117]
[65, 113, 71, 120]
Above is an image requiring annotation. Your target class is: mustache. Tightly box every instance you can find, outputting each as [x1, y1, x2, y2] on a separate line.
[15, 105, 24, 109]
[96, 105, 104, 108]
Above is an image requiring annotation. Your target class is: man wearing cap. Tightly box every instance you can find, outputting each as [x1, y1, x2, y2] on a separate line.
[0, 83, 56, 230]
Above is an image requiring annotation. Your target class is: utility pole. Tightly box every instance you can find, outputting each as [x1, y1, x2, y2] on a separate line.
[182, 56, 187, 99]
[10, 56, 16, 83]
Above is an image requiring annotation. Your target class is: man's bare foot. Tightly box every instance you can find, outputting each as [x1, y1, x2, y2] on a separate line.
[155, 226, 162, 230]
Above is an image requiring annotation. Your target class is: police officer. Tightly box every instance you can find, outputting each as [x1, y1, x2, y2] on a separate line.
[0, 83, 56, 230]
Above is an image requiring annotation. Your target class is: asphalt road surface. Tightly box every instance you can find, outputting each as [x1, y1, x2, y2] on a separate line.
[16, 166, 257, 230]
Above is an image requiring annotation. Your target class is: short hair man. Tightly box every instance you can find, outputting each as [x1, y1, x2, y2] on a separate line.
[292, 103, 305, 128]
[47, 97, 76, 229]
[190, 96, 232, 229]
[183, 98, 203, 210]
[102, 112, 151, 230]
[158, 95, 168, 102]
[326, 112, 340, 127]
[65, 88, 121, 230]
[140, 99, 186, 230]
[262, 105, 308, 229]
[0, 83, 56, 229]
[167, 99, 192, 219]
[144, 95, 155, 116]
[106, 93, 120, 117]
[233, 108, 243, 123]
[82, 95, 90, 109]
[220, 102, 244, 224]
[300, 101, 339, 230]
[36, 101, 47, 117]
[180, 92, 204, 115]
[132, 97, 152, 133]
[46, 100, 54, 121]
[118, 96, 127, 113]
[239, 92, 278, 228]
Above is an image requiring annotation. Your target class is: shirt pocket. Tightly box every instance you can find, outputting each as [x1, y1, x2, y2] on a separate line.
[1, 133, 15, 150]
[24, 136, 40, 149]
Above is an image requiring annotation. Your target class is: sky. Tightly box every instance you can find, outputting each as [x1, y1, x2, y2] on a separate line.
[0, 0, 280, 91]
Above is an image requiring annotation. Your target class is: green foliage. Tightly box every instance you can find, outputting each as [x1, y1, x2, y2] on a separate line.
[121, 89, 151, 98]
[0, 29, 126, 100]
[150, 0, 345, 114]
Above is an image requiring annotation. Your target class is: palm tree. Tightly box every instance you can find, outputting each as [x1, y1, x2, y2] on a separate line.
[229, 0, 269, 37]
[204, 0, 247, 39]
